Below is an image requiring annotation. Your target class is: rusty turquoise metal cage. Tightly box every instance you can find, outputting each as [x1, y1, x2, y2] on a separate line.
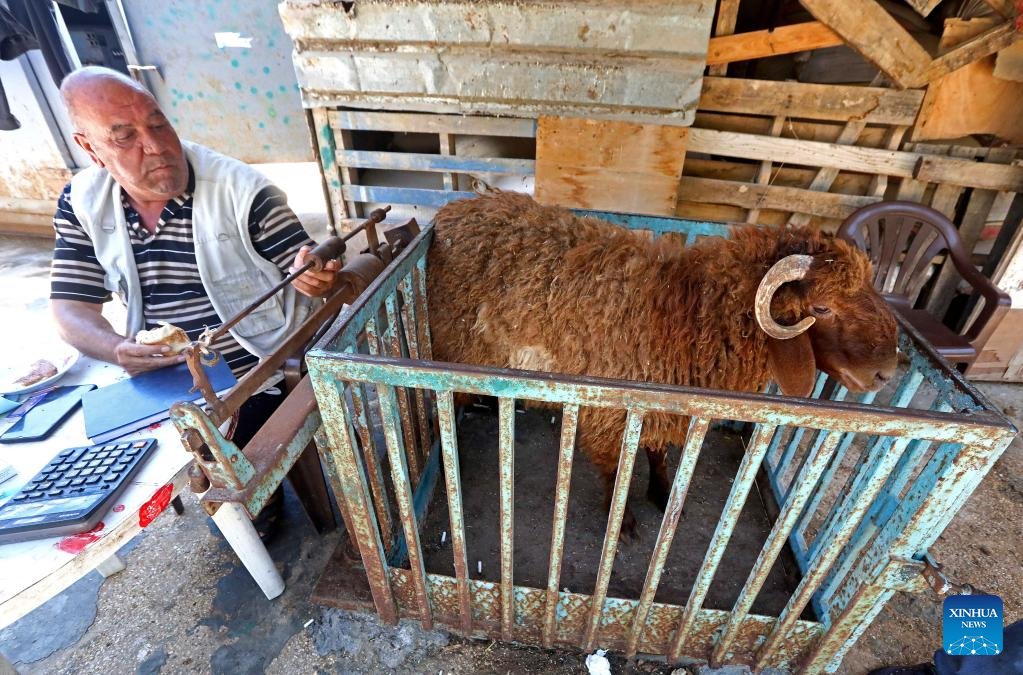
[303, 210, 1016, 673]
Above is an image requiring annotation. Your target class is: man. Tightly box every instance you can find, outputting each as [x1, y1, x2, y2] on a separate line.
[48, 66, 335, 536]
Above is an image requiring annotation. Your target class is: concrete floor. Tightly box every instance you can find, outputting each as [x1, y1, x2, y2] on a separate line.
[0, 230, 1020, 674]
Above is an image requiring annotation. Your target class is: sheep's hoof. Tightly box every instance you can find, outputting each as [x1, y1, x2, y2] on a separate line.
[647, 483, 670, 512]
[619, 507, 638, 542]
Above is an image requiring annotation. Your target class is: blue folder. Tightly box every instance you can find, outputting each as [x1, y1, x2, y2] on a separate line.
[82, 360, 236, 443]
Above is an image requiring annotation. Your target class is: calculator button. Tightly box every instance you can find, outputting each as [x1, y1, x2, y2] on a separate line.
[88, 460, 102, 468]
[102, 457, 116, 466]
[27, 491, 43, 499]
[59, 449, 74, 457]
[115, 463, 131, 472]
[12, 494, 28, 501]
[115, 443, 131, 450]
[102, 473, 119, 482]
[71, 478, 85, 486]
[80, 468, 95, 477]
[65, 470, 80, 479]
[38, 482, 53, 490]
[47, 489, 62, 497]
[133, 441, 147, 448]
[86, 475, 101, 484]
[55, 479, 71, 488]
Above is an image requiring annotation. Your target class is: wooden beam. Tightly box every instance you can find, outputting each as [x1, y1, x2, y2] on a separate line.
[679, 176, 882, 219]
[981, 0, 1016, 19]
[787, 120, 868, 227]
[904, 0, 943, 19]
[688, 127, 1023, 191]
[747, 115, 785, 224]
[921, 21, 1023, 82]
[915, 155, 1023, 192]
[699, 77, 924, 125]
[706, 21, 844, 66]
[708, 0, 741, 76]
[799, 0, 933, 88]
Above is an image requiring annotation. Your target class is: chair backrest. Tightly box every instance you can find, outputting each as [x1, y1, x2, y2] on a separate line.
[836, 201, 965, 307]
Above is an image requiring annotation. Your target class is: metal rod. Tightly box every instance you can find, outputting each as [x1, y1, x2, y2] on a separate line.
[774, 373, 829, 494]
[307, 367, 398, 624]
[626, 417, 709, 657]
[349, 380, 394, 555]
[385, 293, 421, 487]
[398, 274, 432, 464]
[713, 431, 841, 665]
[437, 390, 472, 634]
[757, 436, 911, 666]
[542, 404, 578, 648]
[796, 390, 879, 548]
[203, 206, 391, 346]
[668, 423, 775, 661]
[583, 409, 644, 651]
[498, 396, 516, 642]
[377, 384, 433, 630]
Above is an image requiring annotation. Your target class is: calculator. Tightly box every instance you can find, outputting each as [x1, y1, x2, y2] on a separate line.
[0, 438, 158, 545]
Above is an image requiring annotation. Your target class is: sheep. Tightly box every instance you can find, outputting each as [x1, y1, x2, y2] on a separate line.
[426, 192, 899, 535]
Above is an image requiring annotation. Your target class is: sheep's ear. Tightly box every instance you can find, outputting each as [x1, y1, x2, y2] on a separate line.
[766, 334, 816, 397]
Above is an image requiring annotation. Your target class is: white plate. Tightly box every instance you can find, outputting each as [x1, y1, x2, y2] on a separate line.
[0, 344, 80, 396]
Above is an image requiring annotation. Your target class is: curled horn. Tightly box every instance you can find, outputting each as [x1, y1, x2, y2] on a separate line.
[754, 254, 816, 340]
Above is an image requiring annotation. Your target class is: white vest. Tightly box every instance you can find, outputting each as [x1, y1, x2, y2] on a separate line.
[69, 140, 313, 358]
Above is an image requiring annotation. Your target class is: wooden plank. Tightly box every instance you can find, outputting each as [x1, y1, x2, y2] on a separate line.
[915, 155, 1023, 192]
[705, 21, 844, 66]
[967, 309, 1023, 380]
[994, 40, 1023, 82]
[679, 177, 883, 219]
[698, 77, 925, 125]
[707, 0, 741, 76]
[747, 116, 785, 224]
[331, 110, 537, 137]
[982, 0, 1016, 19]
[695, 111, 890, 146]
[867, 126, 910, 198]
[904, 0, 943, 18]
[921, 21, 1022, 83]
[338, 150, 534, 175]
[799, 0, 933, 88]
[439, 133, 456, 191]
[913, 19, 1023, 144]
[689, 128, 1023, 191]
[535, 116, 688, 216]
[787, 120, 868, 227]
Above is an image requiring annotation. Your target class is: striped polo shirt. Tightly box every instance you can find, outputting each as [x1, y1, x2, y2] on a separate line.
[49, 165, 314, 376]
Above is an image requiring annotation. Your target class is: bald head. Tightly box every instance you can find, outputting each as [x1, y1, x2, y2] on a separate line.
[60, 67, 187, 203]
[60, 66, 154, 132]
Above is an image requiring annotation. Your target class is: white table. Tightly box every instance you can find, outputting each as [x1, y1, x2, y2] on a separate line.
[0, 355, 283, 631]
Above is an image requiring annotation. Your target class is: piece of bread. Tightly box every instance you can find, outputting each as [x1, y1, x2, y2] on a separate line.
[135, 321, 191, 354]
[14, 359, 58, 387]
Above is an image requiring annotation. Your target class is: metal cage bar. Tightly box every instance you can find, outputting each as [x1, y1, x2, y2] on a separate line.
[498, 396, 516, 642]
[668, 423, 775, 660]
[713, 431, 842, 663]
[377, 383, 433, 629]
[542, 403, 579, 648]
[436, 390, 473, 634]
[384, 293, 422, 486]
[626, 417, 710, 657]
[583, 410, 644, 651]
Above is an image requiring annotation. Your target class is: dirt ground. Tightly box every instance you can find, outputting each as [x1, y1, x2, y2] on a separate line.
[1, 232, 1020, 674]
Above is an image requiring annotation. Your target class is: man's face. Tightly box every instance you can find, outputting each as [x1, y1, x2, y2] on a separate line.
[72, 83, 187, 202]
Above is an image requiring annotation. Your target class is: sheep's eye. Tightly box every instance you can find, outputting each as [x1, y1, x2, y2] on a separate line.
[812, 305, 832, 316]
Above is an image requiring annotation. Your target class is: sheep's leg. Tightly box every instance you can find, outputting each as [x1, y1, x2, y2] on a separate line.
[602, 471, 638, 541]
[645, 447, 670, 512]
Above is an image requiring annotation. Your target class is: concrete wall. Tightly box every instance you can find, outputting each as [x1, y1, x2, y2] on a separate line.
[0, 58, 71, 201]
[121, 0, 310, 163]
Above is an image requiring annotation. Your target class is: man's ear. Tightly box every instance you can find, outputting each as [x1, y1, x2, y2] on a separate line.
[766, 333, 817, 397]
[72, 133, 104, 168]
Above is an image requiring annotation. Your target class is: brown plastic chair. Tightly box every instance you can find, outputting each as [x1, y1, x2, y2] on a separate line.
[837, 201, 1010, 367]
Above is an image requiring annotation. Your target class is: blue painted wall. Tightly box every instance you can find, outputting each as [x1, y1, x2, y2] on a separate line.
[122, 0, 309, 163]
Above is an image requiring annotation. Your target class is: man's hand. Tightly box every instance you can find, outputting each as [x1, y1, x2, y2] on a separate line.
[290, 245, 340, 297]
[114, 340, 186, 376]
